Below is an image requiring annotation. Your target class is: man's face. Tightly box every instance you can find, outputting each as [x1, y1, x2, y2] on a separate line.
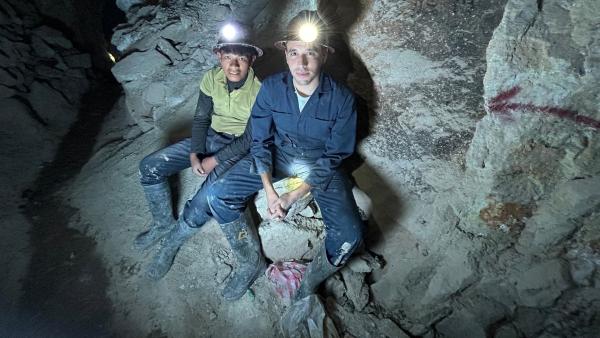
[217, 51, 254, 82]
[285, 41, 327, 87]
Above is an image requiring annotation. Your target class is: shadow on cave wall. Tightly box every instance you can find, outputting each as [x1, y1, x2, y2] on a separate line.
[319, 0, 403, 248]
[17, 76, 122, 337]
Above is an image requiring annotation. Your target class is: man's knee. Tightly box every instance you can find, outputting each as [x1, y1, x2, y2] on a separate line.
[326, 218, 364, 266]
[181, 193, 211, 228]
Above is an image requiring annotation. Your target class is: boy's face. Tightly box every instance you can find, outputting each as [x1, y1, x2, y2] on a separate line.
[216, 51, 254, 82]
[285, 41, 326, 87]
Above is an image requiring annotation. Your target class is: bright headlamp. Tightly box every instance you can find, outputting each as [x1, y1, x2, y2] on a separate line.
[221, 23, 237, 41]
[298, 23, 319, 43]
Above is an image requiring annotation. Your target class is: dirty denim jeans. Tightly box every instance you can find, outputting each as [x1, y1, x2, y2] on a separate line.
[206, 145, 364, 266]
[138, 128, 245, 227]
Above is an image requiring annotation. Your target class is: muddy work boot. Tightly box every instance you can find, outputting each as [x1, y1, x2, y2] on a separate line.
[294, 244, 342, 301]
[221, 214, 266, 301]
[133, 182, 175, 251]
[146, 218, 198, 280]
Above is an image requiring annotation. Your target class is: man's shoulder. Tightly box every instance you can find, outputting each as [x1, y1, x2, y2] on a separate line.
[322, 73, 353, 98]
[261, 71, 289, 88]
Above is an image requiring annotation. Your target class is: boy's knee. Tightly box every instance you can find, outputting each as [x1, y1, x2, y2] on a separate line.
[139, 154, 158, 176]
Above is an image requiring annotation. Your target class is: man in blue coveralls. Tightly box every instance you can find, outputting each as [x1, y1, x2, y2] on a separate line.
[206, 10, 364, 301]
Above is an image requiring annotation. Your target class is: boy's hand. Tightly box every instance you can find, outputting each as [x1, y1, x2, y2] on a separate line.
[200, 156, 218, 175]
[190, 153, 206, 177]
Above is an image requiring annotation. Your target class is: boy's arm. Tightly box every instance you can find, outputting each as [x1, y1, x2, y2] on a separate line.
[190, 91, 213, 176]
[213, 122, 252, 164]
[190, 91, 213, 155]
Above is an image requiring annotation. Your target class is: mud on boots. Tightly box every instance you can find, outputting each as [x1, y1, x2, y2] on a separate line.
[146, 217, 199, 280]
[220, 213, 266, 301]
[133, 182, 175, 251]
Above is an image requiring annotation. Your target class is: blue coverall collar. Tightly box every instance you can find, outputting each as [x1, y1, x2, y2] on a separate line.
[283, 71, 331, 94]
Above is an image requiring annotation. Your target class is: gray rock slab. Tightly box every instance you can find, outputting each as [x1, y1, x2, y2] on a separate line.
[31, 35, 56, 59]
[156, 38, 182, 63]
[508, 259, 570, 308]
[111, 49, 170, 83]
[34, 64, 64, 79]
[32, 25, 73, 49]
[63, 53, 92, 69]
[27, 80, 75, 132]
[0, 84, 16, 98]
[340, 269, 369, 311]
[517, 177, 600, 253]
[0, 68, 18, 87]
[0, 1, 19, 25]
[435, 309, 487, 338]
[116, 0, 145, 12]
[258, 219, 323, 262]
[328, 300, 410, 338]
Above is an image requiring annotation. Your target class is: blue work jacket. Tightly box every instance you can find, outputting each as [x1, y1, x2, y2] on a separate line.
[250, 71, 357, 190]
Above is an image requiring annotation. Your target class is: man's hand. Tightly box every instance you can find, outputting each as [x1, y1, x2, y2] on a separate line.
[266, 190, 286, 220]
[190, 153, 206, 177]
[267, 182, 312, 221]
[201, 156, 218, 175]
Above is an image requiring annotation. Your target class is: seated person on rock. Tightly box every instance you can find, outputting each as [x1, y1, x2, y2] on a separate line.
[206, 10, 365, 301]
[135, 22, 262, 280]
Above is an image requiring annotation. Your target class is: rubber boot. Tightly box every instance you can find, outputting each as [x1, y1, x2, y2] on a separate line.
[134, 182, 175, 251]
[294, 244, 341, 301]
[221, 213, 266, 301]
[146, 218, 198, 280]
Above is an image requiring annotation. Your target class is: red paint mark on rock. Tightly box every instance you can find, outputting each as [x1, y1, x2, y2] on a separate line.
[487, 86, 600, 130]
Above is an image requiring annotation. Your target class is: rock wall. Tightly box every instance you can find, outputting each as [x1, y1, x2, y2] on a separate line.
[69, 0, 599, 336]
[0, 0, 94, 331]
[32, 0, 113, 69]
[455, 0, 600, 336]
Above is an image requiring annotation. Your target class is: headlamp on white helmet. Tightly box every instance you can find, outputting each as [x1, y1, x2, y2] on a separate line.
[220, 23, 238, 41]
[213, 21, 263, 57]
[274, 10, 335, 54]
[298, 23, 319, 43]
